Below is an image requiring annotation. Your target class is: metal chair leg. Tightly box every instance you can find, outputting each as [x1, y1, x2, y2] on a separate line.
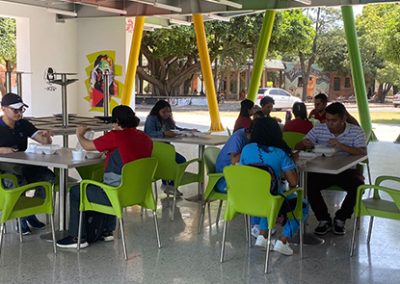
[220, 221, 228, 263]
[0, 224, 5, 256]
[153, 211, 161, 248]
[77, 211, 83, 251]
[171, 187, 177, 221]
[17, 218, 23, 243]
[50, 214, 57, 254]
[350, 217, 359, 257]
[299, 218, 303, 259]
[264, 228, 273, 274]
[367, 216, 374, 244]
[119, 218, 128, 260]
[198, 202, 206, 234]
[215, 200, 223, 226]
[207, 202, 211, 228]
[247, 215, 252, 248]
[3, 223, 6, 234]
[153, 182, 158, 204]
[244, 215, 249, 241]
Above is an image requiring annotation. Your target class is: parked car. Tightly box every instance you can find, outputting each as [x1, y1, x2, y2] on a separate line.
[394, 93, 400, 108]
[256, 88, 302, 110]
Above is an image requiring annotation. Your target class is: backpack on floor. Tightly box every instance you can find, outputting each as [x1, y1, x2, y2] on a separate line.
[85, 211, 107, 243]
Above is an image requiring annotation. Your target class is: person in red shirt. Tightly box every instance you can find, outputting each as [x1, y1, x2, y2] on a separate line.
[309, 93, 328, 123]
[57, 105, 153, 249]
[284, 102, 313, 134]
[233, 99, 257, 133]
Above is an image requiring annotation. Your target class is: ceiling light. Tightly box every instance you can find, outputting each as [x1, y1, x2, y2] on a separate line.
[203, 0, 242, 9]
[154, 2, 183, 12]
[208, 14, 230, 22]
[293, 0, 312, 5]
[47, 8, 77, 17]
[97, 6, 128, 15]
[170, 19, 192, 26]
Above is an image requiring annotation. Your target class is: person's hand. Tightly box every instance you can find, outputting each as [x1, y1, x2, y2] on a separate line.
[328, 138, 342, 149]
[164, 130, 177, 138]
[302, 139, 314, 149]
[0, 147, 18, 154]
[76, 126, 90, 137]
[37, 130, 53, 144]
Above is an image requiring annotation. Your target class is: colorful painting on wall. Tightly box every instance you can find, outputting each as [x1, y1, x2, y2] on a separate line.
[84, 50, 124, 113]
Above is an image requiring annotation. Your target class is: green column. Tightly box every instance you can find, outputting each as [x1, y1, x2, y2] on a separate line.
[247, 10, 276, 102]
[341, 6, 373, 137]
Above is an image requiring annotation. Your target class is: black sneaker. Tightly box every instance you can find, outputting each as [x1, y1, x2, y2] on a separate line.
[56, 235, 89, 249]
[101, 231, 114, 242]
[16, 219, 31, 236]
[314, 219, 332, 235]
[26, 215, 46, 229]
[333, 218, 346, 235]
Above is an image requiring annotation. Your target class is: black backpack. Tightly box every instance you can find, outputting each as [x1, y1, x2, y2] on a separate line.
[85, 211, 108, 243]
[249, 163, 279, 196]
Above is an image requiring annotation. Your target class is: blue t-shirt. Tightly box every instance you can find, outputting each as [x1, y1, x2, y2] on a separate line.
[240, 143, 296, 194]
[215, 128, 249, 192]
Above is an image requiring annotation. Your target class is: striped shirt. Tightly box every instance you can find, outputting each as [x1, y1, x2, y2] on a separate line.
[305, 122, 366, 156]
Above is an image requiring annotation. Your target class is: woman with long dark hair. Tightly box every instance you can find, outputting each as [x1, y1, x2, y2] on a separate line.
[144, 100, 187, 196]
[283, 102, 313, 134]
[233, 99, 256, 133]
[240, 117, 308, 256]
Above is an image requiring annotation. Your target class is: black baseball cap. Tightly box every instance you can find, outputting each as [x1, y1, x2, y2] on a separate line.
[1, 93, 29, 109]
[260, 96, 275, 106]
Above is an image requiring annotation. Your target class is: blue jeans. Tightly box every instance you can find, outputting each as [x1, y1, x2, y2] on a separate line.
[252, 197, 309, 239]
[162, 152, 186, 186]
[68, 184, 116, 238]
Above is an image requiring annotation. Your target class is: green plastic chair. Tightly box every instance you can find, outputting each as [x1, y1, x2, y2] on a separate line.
[350, 175, 400, 256]
[77, 158, 160, 260]
[0, 173, 56, 256]
[283, 131, 305, 149]
[76, 162, 105, 182]
[151, 141, 201, 220]
[198, 147, 226, 233]
[220, 165, 304, 274]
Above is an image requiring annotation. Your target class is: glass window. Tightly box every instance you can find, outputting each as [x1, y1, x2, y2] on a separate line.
[344, 78, 351, 88]
[269, 89, 280, 95]
[278, 90, 290, 96]
[333, 77, 340, 91]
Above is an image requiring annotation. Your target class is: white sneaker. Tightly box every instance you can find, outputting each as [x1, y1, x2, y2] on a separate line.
[272, 240, 293, 256]
[251, 225, 260, 239]
[255, 235, 267, 247]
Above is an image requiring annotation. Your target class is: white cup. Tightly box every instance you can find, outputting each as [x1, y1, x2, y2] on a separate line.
[72, 150, 86, 160]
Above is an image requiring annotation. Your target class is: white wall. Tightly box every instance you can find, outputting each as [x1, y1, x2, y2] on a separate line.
[76, 17, 126, 116]
[0, 1, 78, 116]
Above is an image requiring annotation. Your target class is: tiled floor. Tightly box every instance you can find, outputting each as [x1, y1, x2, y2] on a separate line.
[0, 141, 399, 284]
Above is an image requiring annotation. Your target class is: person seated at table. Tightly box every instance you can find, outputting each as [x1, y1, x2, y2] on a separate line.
[144, 100, 192, 196]
[309, 93, 328, 123]
[57, 105, 152, 249]
[260, 96, 282, 123]
[0, 93, 55, 235]
[283, 102, 313, 134]
[295, 102, 366, 235]
[240, 117, 308, 256]
[233, 99, 260, 133]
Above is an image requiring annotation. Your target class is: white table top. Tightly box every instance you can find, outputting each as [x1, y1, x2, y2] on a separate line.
[0, 148, 104, 169]
[153, 134, 229, 146]
[299, 154, 368, 175]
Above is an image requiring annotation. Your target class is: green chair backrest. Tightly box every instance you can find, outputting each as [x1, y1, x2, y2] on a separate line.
[151, 141, 178, 180]
[80, 158, 158, 218]
[77, 162, 105, 182]
[283, 131, 305, 149]
[223, 165, 284, 229]
[204, 147, 220, 175]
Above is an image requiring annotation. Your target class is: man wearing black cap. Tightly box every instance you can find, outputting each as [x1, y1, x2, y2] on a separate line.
[0, 93, 55, 235]
[57, 105, 153, 249]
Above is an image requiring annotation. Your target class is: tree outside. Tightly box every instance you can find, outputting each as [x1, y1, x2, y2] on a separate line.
[0, 16, 16, 96]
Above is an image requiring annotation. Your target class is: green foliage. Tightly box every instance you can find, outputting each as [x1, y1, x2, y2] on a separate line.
[376, 62, 400, 87]
[382, 5, 400, 64]
[0, 17, 16, 67]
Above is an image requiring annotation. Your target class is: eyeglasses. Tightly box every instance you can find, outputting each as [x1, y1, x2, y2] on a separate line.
[8, 107, 26, 114]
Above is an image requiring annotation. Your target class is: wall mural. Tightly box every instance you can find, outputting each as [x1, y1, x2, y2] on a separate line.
[84, 50, 124, 112]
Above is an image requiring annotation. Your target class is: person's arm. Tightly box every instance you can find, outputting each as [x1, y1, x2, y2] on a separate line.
[32, 130, 53, 145]
[295, 139, 314, 150]
[327, 139, 367, 156]
[0, 147, 18, 154]
[230, 153, 241, 165]
[144, 115, 173, 138]
[76, 126, 97, 151]
[284, 169, 298, 188]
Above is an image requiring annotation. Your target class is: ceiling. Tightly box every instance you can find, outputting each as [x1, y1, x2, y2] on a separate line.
[1, 0, 398, 24]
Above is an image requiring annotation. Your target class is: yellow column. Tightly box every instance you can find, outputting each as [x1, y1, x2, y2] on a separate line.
[121, 16, 145, 106]
[192, 14, 224, 131]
